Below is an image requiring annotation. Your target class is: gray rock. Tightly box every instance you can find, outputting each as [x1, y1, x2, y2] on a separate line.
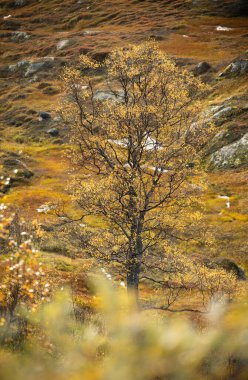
[8, 57, 55, 77]
[47, 128, 59, 137]
[211, 106, 237, 126]
[25, 57, 55, 76]
[11, 31, 30, 42]
[206, 126, 248, 156]
[56, 39, 70, 50]
[8, 60, 29, 72]
[82, 30, 101, 36]
[93, 90, 124, 102]
[204, 103, 239, 127]
[210, 132, 248, 168]
[219, 60, 248, 78]
[25, 62, 44, 77]
[15, 0, 27, 5]
[3, 158, 34, 180]
[193, 61, 211, 75]
[39, 111, 51, 120]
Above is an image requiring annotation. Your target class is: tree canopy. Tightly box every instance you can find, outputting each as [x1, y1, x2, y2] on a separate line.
[60, 41, 217, 307]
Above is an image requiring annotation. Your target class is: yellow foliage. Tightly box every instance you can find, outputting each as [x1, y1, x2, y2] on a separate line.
[58, 42, 223, 308]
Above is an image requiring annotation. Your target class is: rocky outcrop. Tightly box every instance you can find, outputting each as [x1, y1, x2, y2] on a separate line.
[205, 101, 242, 128]
[8, 57, 56, 77]
[11, 31, 30, 42]
[206, 125, 248, 156]
[219, 60, 248, 78]
[210, 105, 239, 127]
[93, 90, 124, 102]
[210, 132, 248, 169]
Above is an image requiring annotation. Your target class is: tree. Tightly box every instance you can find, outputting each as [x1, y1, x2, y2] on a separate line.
[60, 41, 215, 305]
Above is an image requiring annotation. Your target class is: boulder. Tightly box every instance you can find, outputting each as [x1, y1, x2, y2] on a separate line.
[193, 61, 211, 75]
[93, 90, 124, 102]
[82, 30, 101, 36]
[14, 0, 27, 5]
[219, 60, 248, 78]
[8, 57, 55, 77]
[47, 128, 59, 137]
[214, 258, 246, 280]
[56, 39, 70, 50]
[210, 132, 248, 169]
[39, 111, 51, 120]
[25, 57, 55, 76]
[36, 203, 56, 214]
[211, 106, 238, 126]
[25, 62, 45, 76]
[8, 60, 29, 72]
[1, 157, 34, 192]
[203, 257, 246, 280]
[11, 31, 30, 42]
[205, 125, 248, 156]
[204, 103, 240, 127]
[3, 158, 34, 179]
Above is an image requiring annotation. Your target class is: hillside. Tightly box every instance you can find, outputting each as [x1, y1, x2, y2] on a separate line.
[0, 0, 248, 275]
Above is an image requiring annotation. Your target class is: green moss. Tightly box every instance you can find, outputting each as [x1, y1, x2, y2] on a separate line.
[55, 261, 75, 272]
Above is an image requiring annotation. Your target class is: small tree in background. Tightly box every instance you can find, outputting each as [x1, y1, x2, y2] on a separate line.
[60, 41, 217, 306]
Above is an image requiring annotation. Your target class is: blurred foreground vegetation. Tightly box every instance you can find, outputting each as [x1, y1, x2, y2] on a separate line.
[1, 282, 248, 380]
[1, 207, 248, 379]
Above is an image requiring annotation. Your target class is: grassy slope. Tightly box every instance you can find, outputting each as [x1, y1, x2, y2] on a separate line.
[0, 0, 248, 287]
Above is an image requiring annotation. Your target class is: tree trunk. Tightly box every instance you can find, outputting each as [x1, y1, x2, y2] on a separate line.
[126, 178, 144, 305]
[126, 230, 143, 305]
[127, 258, 140, 301]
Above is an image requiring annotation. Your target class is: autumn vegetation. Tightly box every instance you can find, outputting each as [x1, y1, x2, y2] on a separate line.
[0, 40, 248, 379]
[57, 42, 239, 310]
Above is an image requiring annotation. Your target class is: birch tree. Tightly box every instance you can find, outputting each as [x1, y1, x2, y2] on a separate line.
[60, 42, 214, 303]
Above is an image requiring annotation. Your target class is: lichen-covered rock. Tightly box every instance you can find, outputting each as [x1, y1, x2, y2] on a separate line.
[205, 125, 248, 156]
[25, 57, 55, 76]
[204, 103, 239, 127]
[93, 90, 124, 102]
[219, 60, 248, 78]
[11, 31, 30, 42]
[210, 132, 248, 168]
[211, 106, 238, 126]
[8, 60, 29, 72]
[8, 57, 55, 77]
